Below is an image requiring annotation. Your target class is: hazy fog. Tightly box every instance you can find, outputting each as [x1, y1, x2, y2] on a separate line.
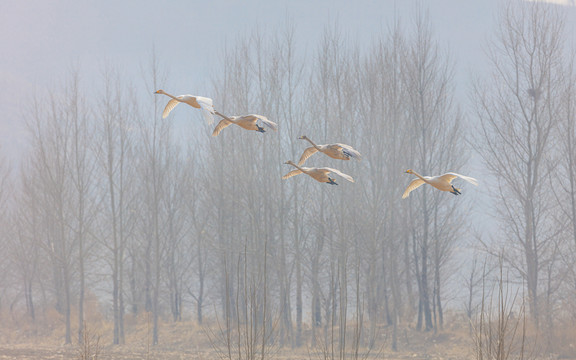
[2, 0, 576, 355]
[1, 0, 508, 158]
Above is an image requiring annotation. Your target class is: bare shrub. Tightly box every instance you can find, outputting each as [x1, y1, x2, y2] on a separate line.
[472, 257, 531, 360]
[77, 322, 102, 360]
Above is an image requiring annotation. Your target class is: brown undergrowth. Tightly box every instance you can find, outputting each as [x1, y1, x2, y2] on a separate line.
[0, 307, 573, 360]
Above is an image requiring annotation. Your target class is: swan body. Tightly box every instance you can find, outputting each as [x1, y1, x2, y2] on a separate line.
[402, 169, 478, 199]
[212, 114, 278, 136]
[154, 89, 215, 124]
[297, 135, 362, 165]
[282, 160, 354, 185]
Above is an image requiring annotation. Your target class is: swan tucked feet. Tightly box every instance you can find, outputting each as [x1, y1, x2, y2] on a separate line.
[450, 185, 461, 195]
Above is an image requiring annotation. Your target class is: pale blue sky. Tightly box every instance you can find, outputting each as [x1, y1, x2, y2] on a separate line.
[1, 0, 575, 161]
[0, 0, 496, 92]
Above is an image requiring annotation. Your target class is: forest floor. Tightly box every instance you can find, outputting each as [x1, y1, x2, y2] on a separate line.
[0, 331, 473, 360]
[0, 311, 574, 360]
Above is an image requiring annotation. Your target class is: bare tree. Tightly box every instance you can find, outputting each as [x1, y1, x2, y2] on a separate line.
[24, 70, 94, 344]
[264, 24, 307, 347]
[402, 8, 466, 332]
[472, 1, 567, 326]
[162, 145, 193, 322]
[185, 149, 213, 325]
[65, 71, 97, 345]
[553, 46, 576, 327]
[0, 149, 12, 314]
[93, 65, 139, 344]
[138, 52, 173, 345]
[10, 168, 41, 322]
[356, 23, 410, 348]
[27, 96, 72, 344]
[463, 253, 490, 333]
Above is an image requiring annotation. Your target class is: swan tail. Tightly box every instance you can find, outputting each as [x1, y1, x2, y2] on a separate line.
[342, 148, 361, 160]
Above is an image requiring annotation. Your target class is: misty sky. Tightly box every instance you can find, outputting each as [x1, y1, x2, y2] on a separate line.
[1, 0, 575, 161]
[0, 1, 494, 156]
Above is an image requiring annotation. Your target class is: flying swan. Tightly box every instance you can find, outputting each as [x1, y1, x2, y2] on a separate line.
[402, 169, 478, 199]
[212, 114, 278, 136]
[154, 89, 216, 124]
[297, 135, 362, 166]
[282, 160, 354, 185]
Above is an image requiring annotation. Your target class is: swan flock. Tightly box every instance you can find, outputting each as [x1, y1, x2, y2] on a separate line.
[155, 89, 477, 196]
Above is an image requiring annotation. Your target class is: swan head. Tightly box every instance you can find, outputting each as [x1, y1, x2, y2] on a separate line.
[298, 135, 307, 140]
[405, 169, 413, 174]
[284, 160, 295, 165]
[154, 89, 165, 94]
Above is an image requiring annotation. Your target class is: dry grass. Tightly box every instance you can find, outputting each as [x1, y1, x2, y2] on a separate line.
[0, 308, 573, 360]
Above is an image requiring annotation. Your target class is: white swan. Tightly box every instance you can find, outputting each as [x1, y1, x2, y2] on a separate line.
[154, 89, 215, 124]
[402, 169, 478, 199]
[297, 135, 362, 165]
[212, 114, 278, 136]
[282, 160, 354, 185]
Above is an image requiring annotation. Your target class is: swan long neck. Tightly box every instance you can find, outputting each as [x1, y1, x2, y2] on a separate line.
[215, 111, 234, 122]
[288, 162, 306, 172]
[304, 137, 321, 150]
[163, 91, 179, 100]
[411, 171, 429, 183]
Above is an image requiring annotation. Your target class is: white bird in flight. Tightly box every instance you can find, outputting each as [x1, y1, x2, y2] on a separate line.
[402, 169, 478, 199]
[282, 160, 354, 185]
[297, 135, 362, 166]
[154, 89, 216, 124]
[212, 114, 278, 137]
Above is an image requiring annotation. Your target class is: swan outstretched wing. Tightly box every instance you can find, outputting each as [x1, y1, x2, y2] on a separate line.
[335, 144, 362, 160]
[254, 115, 278, 131]
[162, 99, 180, 119]
[402, 178, 425, 199]
[196, 96, 215, 124]
[321, 168, 355, 183]
[282, 169, 303, 179]
[212, 119, 233, 137]
[440, 173, 479, 186]
[298, 147, 318, 166]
